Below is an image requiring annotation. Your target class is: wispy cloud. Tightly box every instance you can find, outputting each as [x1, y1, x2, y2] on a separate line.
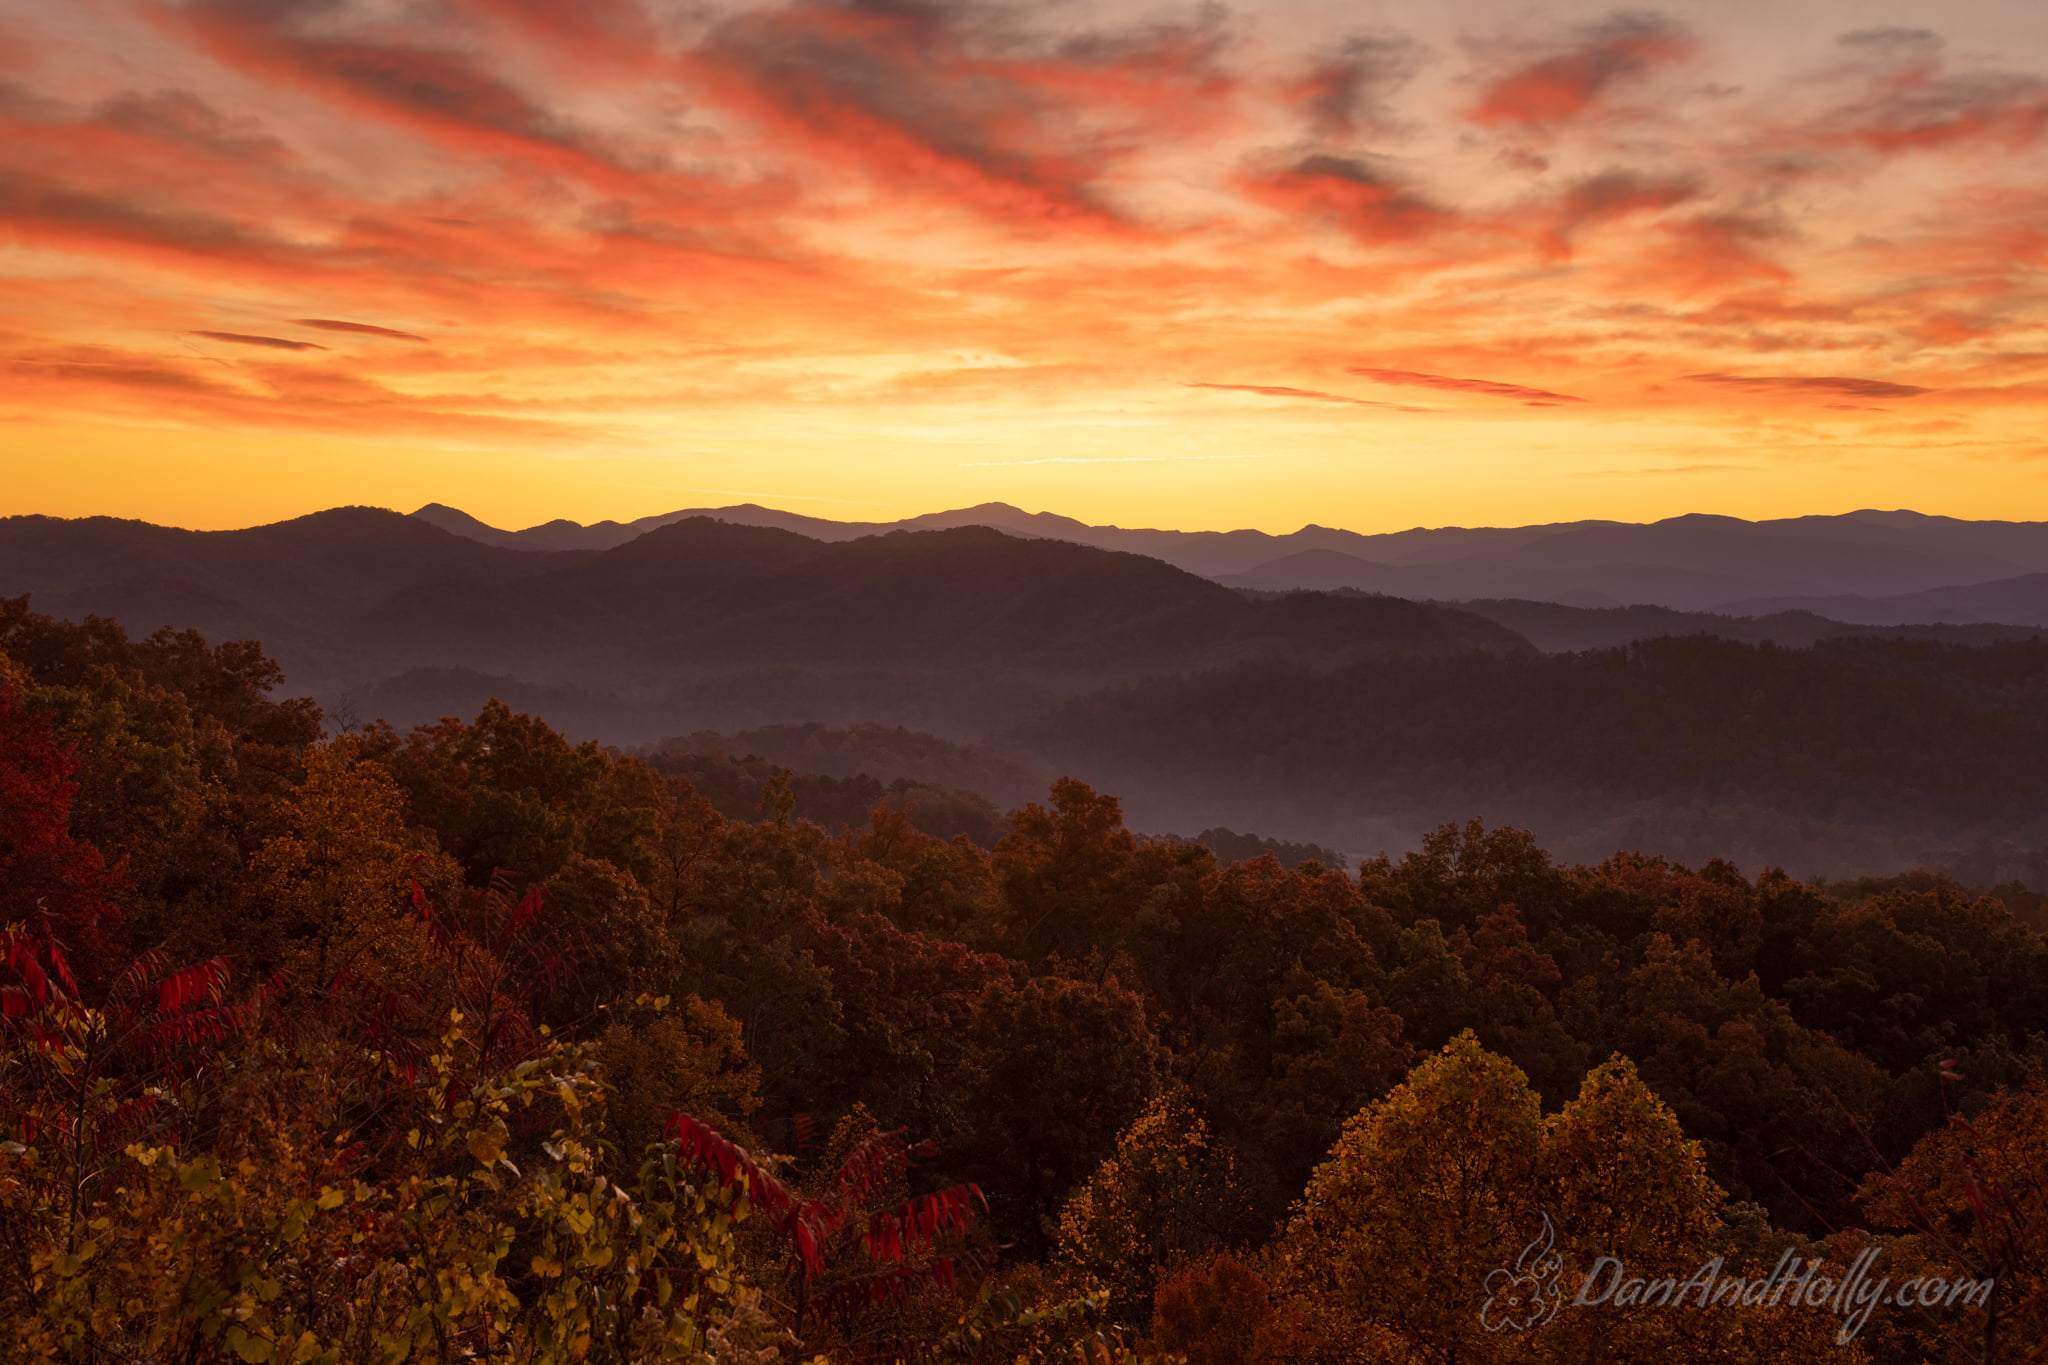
[1185, 381, 1428, 411]
[190, 331, 327, 350]
[1348, 368, 1584, 404]
[1686, 374, 1932, 399]
[296, 319, 428, 341]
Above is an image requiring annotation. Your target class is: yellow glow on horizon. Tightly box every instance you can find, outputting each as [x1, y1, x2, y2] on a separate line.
[7, 407, 2043, 535]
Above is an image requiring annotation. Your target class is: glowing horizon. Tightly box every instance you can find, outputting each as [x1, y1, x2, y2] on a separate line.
[6, 0, 2048, 535]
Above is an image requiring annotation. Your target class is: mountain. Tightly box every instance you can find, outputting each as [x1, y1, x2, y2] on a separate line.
[1, 508, 1524, 733]
[1444, 600, 2046, 652]
[998, 636, 2048, 875]
[1718, 572, 2048, 627]
[412, 499, 906, 551]
[14, 503, 2048, 879]
[415, 503, 2048, 611]
[1221, 513, 2035, 609]
[1216, 549, 1413, 594]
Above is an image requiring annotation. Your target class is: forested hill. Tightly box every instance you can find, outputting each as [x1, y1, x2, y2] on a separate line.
[2, 603, 2043, 1359]
[0, 508, 1524, 701]
[1004, 635, 2048, 877]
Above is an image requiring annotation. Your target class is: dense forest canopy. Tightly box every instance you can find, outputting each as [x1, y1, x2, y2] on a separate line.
[2, 599, 2045, 1361]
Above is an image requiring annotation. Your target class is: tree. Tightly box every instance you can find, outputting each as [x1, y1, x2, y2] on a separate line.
[992, 778, 1205, 966]
[367, 700, 663, 888]
[1861, 1077, 2048, 1362]
[961, 974, 1165, 1258]
[1268, 1035, 1857, 1364]
[0, 670, 124, 965]
[242, 738, 454, 987]
[1057, 1086, 1245, 1324]
[1149, 1250, 1307, 1365]
[597, 993, 763, 1156]
[1269, 1031, 1543, 1364]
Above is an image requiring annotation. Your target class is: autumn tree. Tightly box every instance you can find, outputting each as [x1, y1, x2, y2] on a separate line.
[1861, 1076, 2048, 1362]
[1269, 1035, 1857, 1364]
[597, 993, 764, 1155]
[1269, 1031, 1544, 1364]
[0, 663, 124, 964]
[1057, 1086, 1245, 1324]
[242, 737, 456, 987]
[991, 777, 1207, 966]
[961, 973, 1165, 1258]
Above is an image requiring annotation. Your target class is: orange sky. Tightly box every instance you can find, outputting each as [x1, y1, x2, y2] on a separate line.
[6, 0, 2048, 533]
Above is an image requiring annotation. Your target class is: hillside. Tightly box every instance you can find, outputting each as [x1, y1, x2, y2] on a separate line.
[1001, 636, 2048, 875]
[417, 502, 2048, 610]
[0, 509, 1524, 729]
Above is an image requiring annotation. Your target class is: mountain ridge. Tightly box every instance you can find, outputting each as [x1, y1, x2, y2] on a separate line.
[1, 508, 1526, 710]
[410, 502, 2048, 611]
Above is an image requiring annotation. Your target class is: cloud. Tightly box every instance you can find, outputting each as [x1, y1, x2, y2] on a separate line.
[96, 90, 289, 165]
[3, 0, 2047, 491]
[1239, 154, 1452, 244]
[1347, 367, 1584, 403]
[6, 342, 593, 443]
[0, 171, 300, 268]
[1686, 374, 1931, 399]
[1810, 27, 2048, 153]
[1620, 212, 1793, 295]
[7, 352, 249, 397]
[1289, 34, 1427, 140]
[1534, 170, 1698, 260]
[683, 0, 1231, 226]
[1466, 14, 1693, 131]
[190, 330, 328, 350]
[1185, 381, 1427, 410]
[296, 318, 428, 341]
[176, 0, 655, 192]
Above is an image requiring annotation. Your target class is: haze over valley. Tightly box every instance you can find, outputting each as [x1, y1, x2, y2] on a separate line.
[10, 499, 2048, 879]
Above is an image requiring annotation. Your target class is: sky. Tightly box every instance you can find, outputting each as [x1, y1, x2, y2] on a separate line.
[5, 0, 2048, 533]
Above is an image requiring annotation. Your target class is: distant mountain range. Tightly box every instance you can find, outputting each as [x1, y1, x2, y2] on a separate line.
[9, 502, 2048, 878]
[0, 506, 1518, 710]
[414, 501, 2048, 620]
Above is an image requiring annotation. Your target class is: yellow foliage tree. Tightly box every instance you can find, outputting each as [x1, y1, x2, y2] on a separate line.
[1057, 1086, 1242, 1324]
[1267, 1033, 1864, 1364]
[598, 993, 764, 1156]
[3, 1005, 797, 1365]
[245, 738, 454, 991]
[1270, 1031, 1543, 1363]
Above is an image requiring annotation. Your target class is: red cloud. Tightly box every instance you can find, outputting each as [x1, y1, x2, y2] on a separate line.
[1534, 170, 1698, 261]
[1239, 154, 1452, 244]
[6, 343, 589, 442]
[1811, 29, 2048, 153]
[678, 0, 1230, 228]
[1467, 15, 1693, 131]
[174, 0, 670, 197]
[450, 0, 665, 76]
[1347, 368, 1584, 403]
